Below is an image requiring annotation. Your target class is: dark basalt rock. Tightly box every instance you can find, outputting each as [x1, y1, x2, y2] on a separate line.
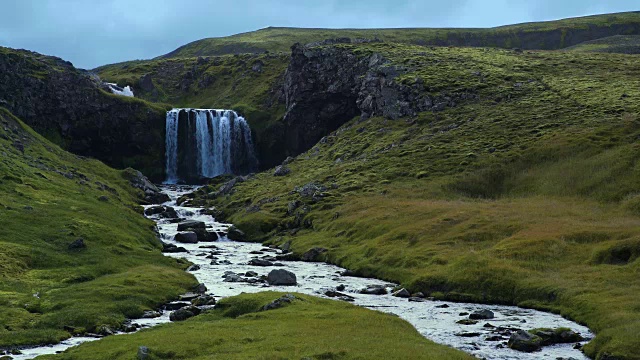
[162, 242, 188, 253]
[469, 309, 495, 320]
[508, 330, 543, 352]
[175, 232, 198, 244]
[248, 258, 274, 267]
[193, 228, 218, 242]
[226, 226, 246, 241]
[301, 247, 328, 262]
[267, 269, 297, 286]
[177, 220, 206, 231]
[169, 306, 201, 322]
[360, 285, 387, 295]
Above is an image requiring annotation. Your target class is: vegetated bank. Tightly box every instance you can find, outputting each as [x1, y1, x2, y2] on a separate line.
[184, 42, 640, 360]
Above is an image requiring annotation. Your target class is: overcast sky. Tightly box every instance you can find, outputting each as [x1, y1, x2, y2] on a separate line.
[0, 0, 638, 69]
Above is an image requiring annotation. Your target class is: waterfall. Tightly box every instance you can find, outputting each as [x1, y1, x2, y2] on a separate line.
[164, 108, 257, 184]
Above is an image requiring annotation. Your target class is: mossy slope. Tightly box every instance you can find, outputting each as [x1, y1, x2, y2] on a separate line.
[190, 44, 640, 359]
[160, 11, 640, 58]
[0, 108, 196, 349]
[41, 292, 472, 360]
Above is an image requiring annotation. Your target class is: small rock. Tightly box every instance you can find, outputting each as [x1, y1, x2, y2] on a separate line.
[177, 220, 206, 231]
[164, 302, 191, 310]
[392, 288, 411, 298]
[98, 195, 109, 202]
[186, 264, 201, 272]
[456, 319, 479, 325]
[175, 232, 198, 244]
[456, 332, 481, 337]
[169, 306, 201, 322]
[469, 309, 494, 320]
[336, 284, 346, 291]
[68, 238, 86, 250]
[137, 346, 149, 360]
[301, 247, 328, 262]
[249, 258, 274, 266]
[226, 226, 246, 241]
[274, 165, 290, 176]
[191, 295, 216, 306]
[141, 311, 161, 319]
[360, 285, 387, 295]
[194, 283, 207, 294]
[262, 294, 296, 311]
[267, 269, 297, 286]
[408, 297, 428, 302]
[162, 242, 188, 253]
[435, 304, 450, 308]
[245, 271, 258, 277]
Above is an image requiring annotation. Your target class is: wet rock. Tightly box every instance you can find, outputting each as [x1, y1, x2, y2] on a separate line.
[141, 311, 161, 319]
[191, 295, 216, 306]
[469, 309, 495, 320]
[164, 302, 191, 311]
[137, 346, 149, 360]
[456, 319, 479, 325]
[194, 283, 207, 294]
[508, 330, 543, 352]
[411, 292, 425, 298]
[186, 264, 201, 272]
[177, 220, 206, 231]
[226, 226, 246, 241]
[435, 304, 450, 308]
[486, 335, 504, 341]
[325, 291, 355, 302]
[336, 284, 346, 291]
[169, 306, 201, 322]
[267, 269, 297, 286]
[459, 312, 469, 316]
[280, 240, 292, 252]
[530, 328, 584, 345]
[274, 165, 290, 176]
[245, 271, 258, 277]
[249, 258, 274, 266]
[392, 288, 411, 298]
[301, 247, 328, 262]
[456, 332, 481, 337]
[175, 232, 198, 244]
[193, 229, 218, 242]
[144, 205, 165, 216]
[408, 297, 428, 302]
[360, 285, 387, 295]
[68, 238, 86, 250]
[262, 294, 296, 311]
[162, 242, 187, 253]
[125, 169, 170, 204]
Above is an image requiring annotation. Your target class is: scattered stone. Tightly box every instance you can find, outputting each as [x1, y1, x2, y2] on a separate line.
[483, 323, 495, 328]
[408, 297, 428, 302]
[68, 238, 86, 250]
[162, 242, 188, 253]
[169, 306, 201, 322]
[508, 330, 543, 352]
[530, 328, 584, 345]
[164, 302, 191, 310]
[469, 309, 495, 320]
[186, 264, 201, 272]
[301, 247, 328, 262]
[456, 332, 481, 337]
[274, 165, 290, 176]
[249, 258, 274, 266]
[177, 220, 206, 231]
[137, 346, 149, 360]
[360, 285, 387, 295]
[411, 292, 425, 298]
[194, 283, 207, 294]
[245, 271, 258, 277]
[267, 269, 297, 286]
[141, 311, 161, 319]
[486, 336, 504, 342]
[325, 290, 355, 302]
[262, 294, 296, 311]
[144, 206, 165, 216]
[336, 284, 346, 291]
[175, 232, 198, 244]
[392, 288, 411, 298]
[435, 304, 450, 308]
[459, 312, 469, 316]
[98, 195, 109, 202]
[193, 229, 218, 242]
[191, 295, 216, 306]
[226, 226, 246, 241]
[456, 319, 479, 325]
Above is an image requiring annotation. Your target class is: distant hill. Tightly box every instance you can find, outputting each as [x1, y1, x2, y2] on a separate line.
[159, 11, 640, 58]
[566, 34, 640, 54]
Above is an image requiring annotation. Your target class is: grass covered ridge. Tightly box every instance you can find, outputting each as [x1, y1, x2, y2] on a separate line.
[41, 292, 472, 360]
[190, 43, 640, 359]
[0, 108, 196, 349]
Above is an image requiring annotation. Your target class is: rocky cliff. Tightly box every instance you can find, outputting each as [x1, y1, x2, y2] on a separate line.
[0, 47, 169, 181]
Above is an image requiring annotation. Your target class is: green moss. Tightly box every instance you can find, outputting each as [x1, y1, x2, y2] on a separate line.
[0, 108, 196, 348]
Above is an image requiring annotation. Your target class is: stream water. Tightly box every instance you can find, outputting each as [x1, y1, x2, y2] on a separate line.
[12, 185, 593, 360]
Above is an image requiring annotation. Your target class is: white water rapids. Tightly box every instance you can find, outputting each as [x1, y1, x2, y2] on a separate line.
[11, 186, 593, 360]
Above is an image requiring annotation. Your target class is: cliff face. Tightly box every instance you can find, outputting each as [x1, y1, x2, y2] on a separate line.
[0, 48, 169, 181]
[282, 42, 475, 155]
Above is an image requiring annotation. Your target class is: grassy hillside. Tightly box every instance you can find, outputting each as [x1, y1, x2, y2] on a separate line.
[187, 43, 640, 359]
[0, 108, 196, 349]
[160, 11, 640, 58]
[566, 35, 640, 54]
[41, 292, 472, 360]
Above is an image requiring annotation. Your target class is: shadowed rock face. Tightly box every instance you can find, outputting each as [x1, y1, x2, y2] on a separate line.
[281, 43, 476, 156]
[0, 48, 167, 181]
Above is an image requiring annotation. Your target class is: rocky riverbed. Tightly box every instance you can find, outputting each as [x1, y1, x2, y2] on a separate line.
[11, 185, 593, 360]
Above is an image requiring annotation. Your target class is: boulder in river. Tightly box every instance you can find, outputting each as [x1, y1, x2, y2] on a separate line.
[193, 228, 218, 242]
[530, 328, 583, 345]
[186, 264, 201, 272]
[144, 205, 165, 216]
[169, 306, 201, 322]
[192, 295, 216, 306]
[175, 232, 198, 244]
[164, 302, 191, 311]
[249, 258, 274, 266]
[469, 309, 495, 320]
[301, 247, 328, 262]
[177, 220, 206, 231]
[508, 330, 543, 352]
[162, 242, 188, 253]
[226, 226, 246, 241]
[392, 288, 411, 298]
[194, 283, 207, 294]
[360, 285, 387, 295]
[267, 269, 297, 286]
[141, 311, 161, 319]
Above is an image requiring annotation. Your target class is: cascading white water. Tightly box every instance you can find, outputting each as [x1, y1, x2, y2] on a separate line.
[164, 110, 179, 184]
[164, 108, 257, 184]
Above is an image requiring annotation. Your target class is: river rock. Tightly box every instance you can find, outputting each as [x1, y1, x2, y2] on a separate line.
[175, 232, 198, 244]
[469, 309, 495, 320]
[193, 229, 218, 242]
[177, 220, 206, 231]
[164, 302, 191, 311]
[186, 264, 201, 272]
[169, 306, 201, 322]
[262, 294, 296, 311]
[191, 295, 216, 306]
[141, 310, 162, 319]
[162, 242, 188, 253]
[226, 226, 246, 241]
[360, 285, 387, 295]
[508, 330, 543, 352]
[194, 283, 207, 294]
[530, 328, 583, 345]
[267, 269, 297, 285]
[144, 205, 165, 216]
[249, 258, 274, 266]
[301, 247, 328, 262]
[392, 288, 411, 298]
